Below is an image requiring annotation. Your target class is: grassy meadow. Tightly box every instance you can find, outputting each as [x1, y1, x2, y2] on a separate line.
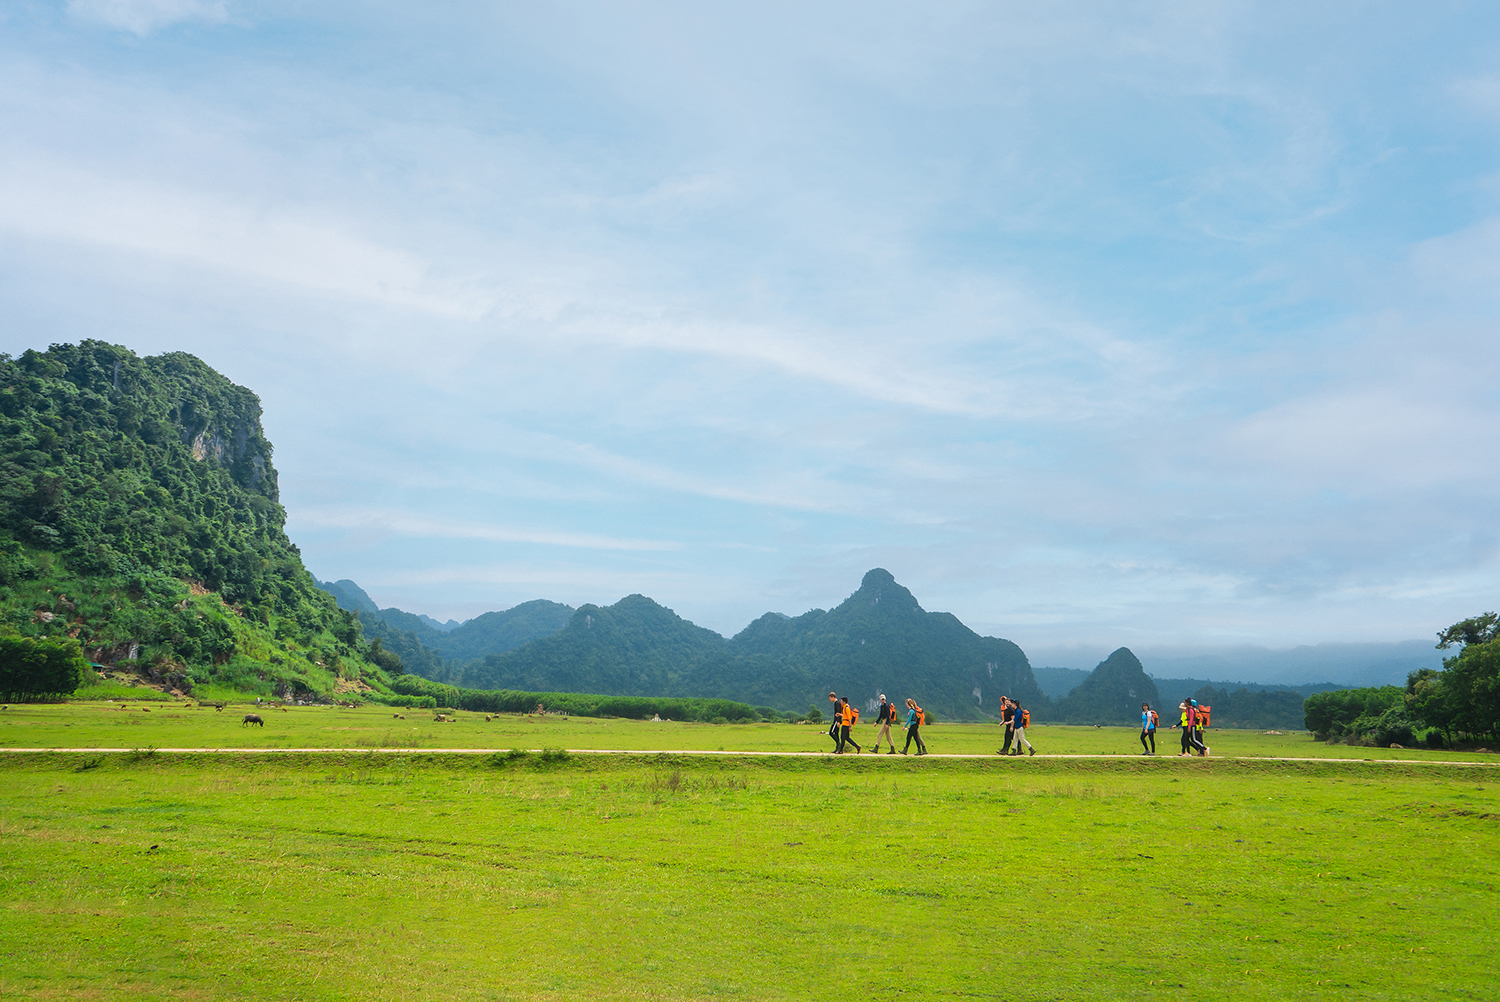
[3, 701, 1496, 762]
[0, 749, 1496, 1001]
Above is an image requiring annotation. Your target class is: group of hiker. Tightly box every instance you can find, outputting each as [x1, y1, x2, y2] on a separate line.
[825, 692, 928, 755]
[822, 691, 1040, 757]
[1139, 698, 1211, 756]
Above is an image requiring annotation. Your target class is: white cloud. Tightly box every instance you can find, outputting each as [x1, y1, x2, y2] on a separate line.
[0, 156, 492, 318]
[292, 508, 680, 552]
[68, 0, 229, 36]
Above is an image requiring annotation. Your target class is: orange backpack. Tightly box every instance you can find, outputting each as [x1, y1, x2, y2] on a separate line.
[1020, 708, 1030, 728]
[1196, 705, 1210, 728]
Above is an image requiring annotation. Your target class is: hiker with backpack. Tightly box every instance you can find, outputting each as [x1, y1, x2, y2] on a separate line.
[1009, 700, 1035, 756]
[1191, 698, 1210, 757]
[872, 694, 899, 754]
[902, 697, 927, 755]
[1179, 700, 1208, 756]
[826, 692, 843, 751]
[1140, 702, 1157, 755]
[999, 697, 1015, 755]
[837, 695, 862, 754]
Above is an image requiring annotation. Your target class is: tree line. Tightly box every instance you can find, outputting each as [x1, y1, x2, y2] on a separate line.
[1304, 612, 1500, 747]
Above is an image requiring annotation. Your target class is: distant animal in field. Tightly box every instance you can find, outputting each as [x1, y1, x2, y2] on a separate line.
[215, 703, 225, 712]
[141, 707, 151, 713]
[242, 713, 264, 727]
[485, 714, 493, 721]
[280, 708, 289, 713]
[393, 713, 405, 719]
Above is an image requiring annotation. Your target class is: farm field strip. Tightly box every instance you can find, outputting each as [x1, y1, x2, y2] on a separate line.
[1, 751, 1496, 1001]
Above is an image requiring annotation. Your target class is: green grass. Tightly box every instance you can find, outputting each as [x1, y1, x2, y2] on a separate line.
[0, 702, 1494, 762]
[0, 751, 1495, 1001]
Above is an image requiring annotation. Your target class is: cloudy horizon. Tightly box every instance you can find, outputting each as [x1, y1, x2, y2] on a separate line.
[4, 2, 1499, 652]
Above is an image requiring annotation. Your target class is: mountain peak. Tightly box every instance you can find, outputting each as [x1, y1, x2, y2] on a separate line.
[844, 568, 923, 615]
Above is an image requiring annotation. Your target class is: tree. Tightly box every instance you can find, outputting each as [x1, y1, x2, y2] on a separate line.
[1402, 613, 1500, 745]
[1436, 613, 1499, 650]
[0, 635, 88, 700]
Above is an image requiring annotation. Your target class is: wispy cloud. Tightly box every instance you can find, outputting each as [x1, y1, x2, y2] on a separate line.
[5, 2, 1500, 647]
[293, 508, 680, 552]
[67, 0, 228, 36]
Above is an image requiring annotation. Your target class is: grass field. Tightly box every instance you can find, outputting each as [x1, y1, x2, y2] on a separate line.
[3, 702, 1495, 762]
[1, 736, 1498, 1001]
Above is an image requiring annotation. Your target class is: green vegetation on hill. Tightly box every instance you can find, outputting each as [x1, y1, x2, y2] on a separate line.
[453, 569, 1043, 721]
[1051, 647, 1160, 724]
[0, 342, 395, 703]
[315, 577, 573, 670]
[430, 600, 575, 662]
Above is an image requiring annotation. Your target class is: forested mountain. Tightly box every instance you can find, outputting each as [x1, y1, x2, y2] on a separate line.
[1051, 648, 1160, 724]
[455, 568, 1044, 721]
[315, 577, 573, 664]
[0, 342, 397, 701]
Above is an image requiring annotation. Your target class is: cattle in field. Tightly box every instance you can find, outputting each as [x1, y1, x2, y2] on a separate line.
[393, 713, 405, 719]
[242, 713, 265, 727]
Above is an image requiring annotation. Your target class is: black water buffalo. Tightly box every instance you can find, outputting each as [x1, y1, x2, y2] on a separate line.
[242, 713, 265, 727]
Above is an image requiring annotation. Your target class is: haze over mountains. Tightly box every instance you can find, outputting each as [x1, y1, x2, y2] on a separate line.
[1029, 642, 1442, 690]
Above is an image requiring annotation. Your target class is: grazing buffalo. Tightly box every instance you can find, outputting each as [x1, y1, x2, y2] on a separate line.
[242, 713, 265, 727]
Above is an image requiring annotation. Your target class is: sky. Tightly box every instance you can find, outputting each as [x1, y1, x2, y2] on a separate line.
[3, 1, 1500, 654]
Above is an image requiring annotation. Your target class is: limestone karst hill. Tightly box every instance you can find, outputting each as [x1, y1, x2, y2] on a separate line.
[0, 341, 397, 702]
[445, 568, 1045, 722]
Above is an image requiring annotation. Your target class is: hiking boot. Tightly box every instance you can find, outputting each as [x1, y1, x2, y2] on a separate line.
[1029, 746, 1036, 756]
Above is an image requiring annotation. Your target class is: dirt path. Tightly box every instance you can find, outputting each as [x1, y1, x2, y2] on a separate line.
[2, 747, 1495, 765]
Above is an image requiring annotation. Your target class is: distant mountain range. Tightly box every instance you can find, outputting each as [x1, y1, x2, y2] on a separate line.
[317, 568, 1044, 721]
[316, 576, 1440, 728]
[1026, 640, 1442, 690]
[314, 578, 574, 663]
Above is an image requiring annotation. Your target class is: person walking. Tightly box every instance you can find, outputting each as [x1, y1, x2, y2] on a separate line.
[1009, 700, 1035, 756]
[1189, 698, 1209, 756]
[1177, 702, 1192, 756]
[902, 698, 927, 755]
[837, 695, 862, 754]
[1140, 702, 1157, 755]
[999, 697, 1015, 755]
[826, 692, 842, 752]
[872, 694, 898, 754]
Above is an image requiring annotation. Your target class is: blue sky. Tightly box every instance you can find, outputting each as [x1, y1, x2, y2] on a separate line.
[3, 1, 1500, 653]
